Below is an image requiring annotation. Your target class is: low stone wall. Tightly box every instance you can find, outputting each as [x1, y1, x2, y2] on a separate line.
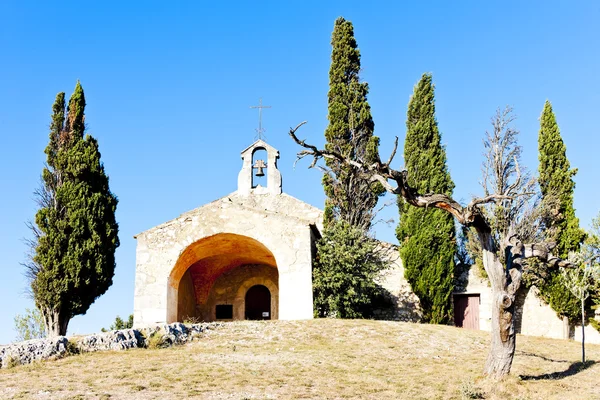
[0, 322, 222, 369]
[0, 336, 69, 369]
[77, 329, 146, 352]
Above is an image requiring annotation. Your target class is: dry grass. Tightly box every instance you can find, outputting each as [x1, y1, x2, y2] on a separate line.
[1, 319, 599, 399]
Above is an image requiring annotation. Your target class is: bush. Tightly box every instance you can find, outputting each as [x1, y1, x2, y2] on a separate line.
[313, 221, 388, 318]
[146, 332, 167, 349]
[13, 308, 46, 341]
[459, 379, 484, 399]
[4, 355, 19, 369]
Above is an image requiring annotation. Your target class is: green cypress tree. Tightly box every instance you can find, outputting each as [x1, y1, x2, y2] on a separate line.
[396, 74, 456, 324]
[323, 17, 383, 230]
[30, 81, 119, 337]
[537, 100, 586, 321]
[314, 18, 386, 318]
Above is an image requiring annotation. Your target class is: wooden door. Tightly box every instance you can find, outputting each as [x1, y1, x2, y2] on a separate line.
[245, 285, 271, 320]
[454, 294, 480, 330]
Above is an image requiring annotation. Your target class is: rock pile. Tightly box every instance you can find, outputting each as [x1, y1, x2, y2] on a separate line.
[76, 329, 145, 352]
[0, 322, 222, 369]
[139, 322, 218, 347]
[0, 336, 69, 368]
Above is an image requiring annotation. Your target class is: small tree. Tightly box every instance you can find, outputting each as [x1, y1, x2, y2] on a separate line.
[565, 212, 600, 353]
[13, 308, 46, 341]
[101, 314, 134, 332]
[313, 221, 388, 318]
[27, 82, 120, 337]
[563, 245, 600, 363]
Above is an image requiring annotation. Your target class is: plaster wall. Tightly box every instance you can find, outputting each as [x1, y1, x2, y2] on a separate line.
[374, 245, 422, 322]
[574, 323, 600, 344]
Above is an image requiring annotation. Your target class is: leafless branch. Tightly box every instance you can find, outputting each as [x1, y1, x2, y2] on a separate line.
[289, 119, 572, 272]
[385, 137, 399, 167]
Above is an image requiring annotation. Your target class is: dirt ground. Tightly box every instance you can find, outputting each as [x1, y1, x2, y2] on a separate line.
[1, 319, 599, 399]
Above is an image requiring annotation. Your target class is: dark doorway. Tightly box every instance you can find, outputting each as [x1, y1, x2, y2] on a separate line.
[245, 285, 271, 320]
[454, 294, 480, 330]
[215, 304, 233, 320]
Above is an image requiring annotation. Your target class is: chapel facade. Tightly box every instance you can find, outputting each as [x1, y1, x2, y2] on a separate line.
[133, 140, 324, 325]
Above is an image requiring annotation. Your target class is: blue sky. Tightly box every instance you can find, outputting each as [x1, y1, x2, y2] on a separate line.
[0, 1, 598, 344]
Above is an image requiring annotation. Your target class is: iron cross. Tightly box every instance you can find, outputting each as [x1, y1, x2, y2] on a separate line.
[250, 98, 271, 140]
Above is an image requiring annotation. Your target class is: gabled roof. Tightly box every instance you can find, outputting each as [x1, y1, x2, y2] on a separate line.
[239, 139, 279, 156]
[134, 190, 323, 238]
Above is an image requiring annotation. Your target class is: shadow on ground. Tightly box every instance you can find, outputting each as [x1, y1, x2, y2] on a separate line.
[519, 360, 596, 381]
[516, 350, 569, 363]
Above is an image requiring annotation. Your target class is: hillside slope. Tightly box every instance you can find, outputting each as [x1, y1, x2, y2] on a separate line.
[1, 319, 598, 399]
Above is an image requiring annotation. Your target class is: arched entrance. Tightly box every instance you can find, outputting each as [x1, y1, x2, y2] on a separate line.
[245, 285, 271, 320]
[167, 233, 279, 323]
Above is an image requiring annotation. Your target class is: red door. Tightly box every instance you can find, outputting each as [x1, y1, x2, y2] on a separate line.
[454, 294, 480, 330]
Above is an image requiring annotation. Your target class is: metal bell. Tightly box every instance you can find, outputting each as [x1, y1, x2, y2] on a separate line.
[253, 159, 267, 177]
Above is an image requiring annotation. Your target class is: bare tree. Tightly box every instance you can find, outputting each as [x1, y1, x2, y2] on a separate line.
[288, 117, 574, 379]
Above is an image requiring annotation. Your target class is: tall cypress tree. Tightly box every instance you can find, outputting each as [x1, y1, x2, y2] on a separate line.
[537, 100, 586, 321]
[396, 74, 456, 324]
[314, 18, 385, 318]
[30, 81, 119, 337]
[323, 17, 383, 230]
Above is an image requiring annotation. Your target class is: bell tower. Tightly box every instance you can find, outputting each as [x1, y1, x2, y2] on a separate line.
[237, 140, 282, 196]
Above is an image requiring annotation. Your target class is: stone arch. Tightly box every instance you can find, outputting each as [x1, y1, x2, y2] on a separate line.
[251, 145, 267, 155]
[234, 277, 278, 320]
[166, 233, 278, 323]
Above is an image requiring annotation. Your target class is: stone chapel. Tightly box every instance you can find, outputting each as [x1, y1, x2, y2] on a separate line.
[133, 139, 325, 325]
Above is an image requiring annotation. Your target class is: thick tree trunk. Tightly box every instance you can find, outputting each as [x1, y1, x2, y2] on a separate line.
[42, 308, 69, 337]
[478, 232, 519, 379]
[484, 290, 516, 378]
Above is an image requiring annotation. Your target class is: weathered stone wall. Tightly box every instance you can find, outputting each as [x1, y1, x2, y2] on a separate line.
[373, 244, 422, 322]
[518, 286, 565, 339]
[134, 191, 323, 327]
[177, 270, 196, 322]
[198, 264, 278, 321]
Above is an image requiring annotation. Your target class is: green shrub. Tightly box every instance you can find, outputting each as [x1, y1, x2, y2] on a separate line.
[146, 332, 167, 349]
[313, 221, 388, 318]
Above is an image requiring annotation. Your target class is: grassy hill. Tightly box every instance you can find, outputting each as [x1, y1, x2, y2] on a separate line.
[1, 319, 598, 399]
